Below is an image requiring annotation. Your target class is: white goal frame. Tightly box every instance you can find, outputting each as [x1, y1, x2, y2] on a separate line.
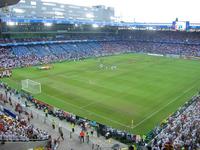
[21, 79, 41, 94]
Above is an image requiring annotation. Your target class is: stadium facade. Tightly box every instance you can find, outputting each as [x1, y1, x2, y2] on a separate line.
[1, 0, 200, 40]
[0, 0, 118, 39]
[0, 0, 115, 22]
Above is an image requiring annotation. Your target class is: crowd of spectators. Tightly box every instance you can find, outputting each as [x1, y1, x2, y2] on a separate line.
[0, 31, 200, 69]
[0, 47, 17, 69]
[0, 83, 59, 150]
[119, 30, 200, 44]
[0, 112, 49, 142]
[149, 96, 200, 150]
[1, 40, 200, 69]
[0, 83, 49, 143]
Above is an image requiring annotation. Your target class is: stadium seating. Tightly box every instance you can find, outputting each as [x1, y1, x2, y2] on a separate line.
[0, 112, 48, 141]
[12, 46, 32, 57]
[150, 96, 200, 149]
[1, 38, 200, 68]
[0, 106, 49, 149]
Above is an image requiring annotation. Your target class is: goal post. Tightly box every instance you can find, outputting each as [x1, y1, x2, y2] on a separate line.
[21, 79, 41, 94]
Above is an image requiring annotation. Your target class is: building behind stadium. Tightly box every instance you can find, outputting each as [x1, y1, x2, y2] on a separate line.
[0, 0, 115, 22]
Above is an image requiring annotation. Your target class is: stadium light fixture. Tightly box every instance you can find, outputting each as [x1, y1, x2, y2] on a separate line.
[110, 16, 115, 20]
[92, 24, 99, 28]
[44, 22, 52, 27]
[131, 27, 136, 30]
[6, 21, 17, 26]
[13, 8, 24, 13]
[147, 27, 156, 30]
[86, 13, 94, 18]
[55, 11, 63, 16]
[55, 16, 64, 19]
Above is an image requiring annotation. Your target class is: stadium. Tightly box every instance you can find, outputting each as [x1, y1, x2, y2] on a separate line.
[0, 0, 200, 150]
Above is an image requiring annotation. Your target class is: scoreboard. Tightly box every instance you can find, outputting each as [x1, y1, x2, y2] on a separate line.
[175, 21, 186, 31]
[172, 21, 190, 31]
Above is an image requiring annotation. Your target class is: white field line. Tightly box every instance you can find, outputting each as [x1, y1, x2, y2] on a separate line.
[131, 83, 197, 129]
[80, 101, 99, 109]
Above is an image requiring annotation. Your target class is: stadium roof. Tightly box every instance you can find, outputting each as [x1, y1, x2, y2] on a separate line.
[0, 0, 20, 8]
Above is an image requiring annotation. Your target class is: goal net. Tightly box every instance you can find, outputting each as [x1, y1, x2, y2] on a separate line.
[21, 79, 41, 94]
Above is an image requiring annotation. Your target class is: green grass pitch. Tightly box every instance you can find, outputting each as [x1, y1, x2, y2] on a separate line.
[2, 53, 200, 135]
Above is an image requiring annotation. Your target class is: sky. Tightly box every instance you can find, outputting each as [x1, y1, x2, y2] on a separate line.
[42, 0, 200, 23]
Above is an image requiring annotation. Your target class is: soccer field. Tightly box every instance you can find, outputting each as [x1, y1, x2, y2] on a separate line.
[2, 53, 200, 135]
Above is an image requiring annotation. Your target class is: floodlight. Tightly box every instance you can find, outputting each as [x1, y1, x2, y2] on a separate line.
[110, 16, 115, 20]
[13, 8, 24, 13]
[44, 23, 52, 27]
[92, 24, 99, 28]
[7, 21, 17, 26]
[86, 13, 94, 18]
